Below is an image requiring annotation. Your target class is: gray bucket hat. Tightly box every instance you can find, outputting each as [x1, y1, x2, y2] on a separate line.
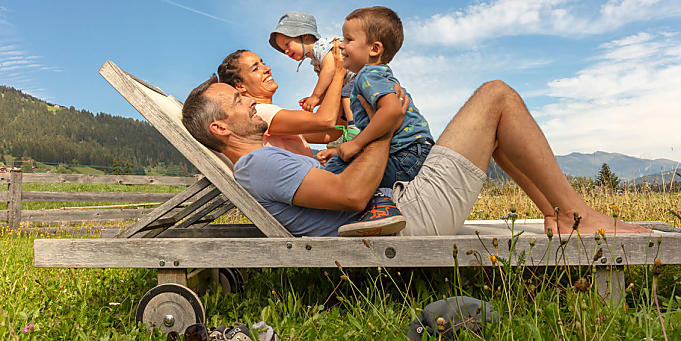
[269, 11, 321, 54]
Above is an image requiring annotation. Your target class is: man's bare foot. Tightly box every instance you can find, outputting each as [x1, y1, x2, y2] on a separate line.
[544, 215, 556, 234]
[548, 207, 651, 235]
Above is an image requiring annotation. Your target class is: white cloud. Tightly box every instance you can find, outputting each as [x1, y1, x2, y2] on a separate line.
[536, 32, 681, 161]
[405, 0, 681, 47]
[0, 7, 62, 98]
[389, 50, 556, 137]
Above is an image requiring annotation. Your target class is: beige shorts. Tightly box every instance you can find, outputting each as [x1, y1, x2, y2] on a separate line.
[393, 145, 486, 236]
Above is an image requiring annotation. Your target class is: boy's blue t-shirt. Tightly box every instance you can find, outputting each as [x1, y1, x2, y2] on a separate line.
[351, 64, 433, 154]
[233, 146, 360, 237]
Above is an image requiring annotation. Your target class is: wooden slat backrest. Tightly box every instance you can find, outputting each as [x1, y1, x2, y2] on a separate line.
[98, 61, 292, 237]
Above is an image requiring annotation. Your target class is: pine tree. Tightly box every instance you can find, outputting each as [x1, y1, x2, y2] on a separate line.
[595, 163, 620, 189]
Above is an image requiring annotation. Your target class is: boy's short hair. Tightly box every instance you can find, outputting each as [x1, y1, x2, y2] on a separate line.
[346, 6, 403, 64]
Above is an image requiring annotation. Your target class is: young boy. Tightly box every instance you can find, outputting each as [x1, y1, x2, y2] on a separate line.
[323, 6, 433, 190]
[269, 11, 359, 147]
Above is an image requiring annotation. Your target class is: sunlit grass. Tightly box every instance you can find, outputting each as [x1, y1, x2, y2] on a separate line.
[1, 182, 681, 339]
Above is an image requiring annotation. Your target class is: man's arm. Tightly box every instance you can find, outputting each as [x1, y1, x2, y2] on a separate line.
[338, 92, 404, 161]
[292, 87, 410, 212]
[267, 42, 345, 135]
[302, 115, 345, 144]
[292, 133, 391, 211]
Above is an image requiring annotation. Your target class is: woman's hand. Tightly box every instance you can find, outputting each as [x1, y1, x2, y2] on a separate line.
[316, 148, 339, 166]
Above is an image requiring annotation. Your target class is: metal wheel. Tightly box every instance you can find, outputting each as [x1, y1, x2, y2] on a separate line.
[135, 283, 205, 334]
[218, 268, 239, 294]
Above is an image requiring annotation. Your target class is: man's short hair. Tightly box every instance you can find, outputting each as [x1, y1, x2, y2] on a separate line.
[181, 74, 225, 151]
[217, 49, 250, 86]
[346, 6, 403, 64]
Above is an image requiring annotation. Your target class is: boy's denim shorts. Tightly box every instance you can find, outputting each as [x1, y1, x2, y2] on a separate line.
[323, 139, 433, 188]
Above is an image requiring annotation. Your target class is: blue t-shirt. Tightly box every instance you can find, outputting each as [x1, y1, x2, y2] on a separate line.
[233, 147, 360, 237]
[351, 64, 433, 154]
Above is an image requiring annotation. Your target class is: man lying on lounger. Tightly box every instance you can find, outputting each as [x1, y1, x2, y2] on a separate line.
[180, 68, 650, 237]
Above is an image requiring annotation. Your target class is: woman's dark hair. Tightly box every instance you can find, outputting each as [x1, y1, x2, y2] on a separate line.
[217, 49, 250, 86]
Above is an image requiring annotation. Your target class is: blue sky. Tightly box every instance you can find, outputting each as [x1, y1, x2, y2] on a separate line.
[1, 0, 681, 162]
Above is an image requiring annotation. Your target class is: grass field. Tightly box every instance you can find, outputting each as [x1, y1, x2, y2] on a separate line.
[1, 183, 681, 340]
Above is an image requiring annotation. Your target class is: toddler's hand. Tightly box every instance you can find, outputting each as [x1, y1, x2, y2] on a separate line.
[316, 148, 338, 167]
[302, 95, 320, 112]
[338, 140, 362, 162]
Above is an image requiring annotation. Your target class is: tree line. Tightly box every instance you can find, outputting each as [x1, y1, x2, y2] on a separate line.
[0, 86, 193, 173]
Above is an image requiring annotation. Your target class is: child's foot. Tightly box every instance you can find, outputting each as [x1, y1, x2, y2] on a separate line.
[338, 193, 406, 236]
[327, 124, 360, 149]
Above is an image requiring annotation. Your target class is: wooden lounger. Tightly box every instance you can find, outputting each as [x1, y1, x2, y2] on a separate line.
[32, 61, 680, 334]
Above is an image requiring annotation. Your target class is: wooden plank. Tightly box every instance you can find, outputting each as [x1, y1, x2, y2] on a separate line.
[158, 225, 264, 238]
[142, 196, 230, 238]
[21, 208, 160, 223]
[0, 191, 8, 201]
[134, 186, 223, 235]
[0, 174, 9, 185]
[595, 268, 625, 304]
[99, 61, 291, 238]
[174, 197, 229, 230]
[21, 191, 176, 202]
[184, 202, 236, 230]
[102, 224, 262, 238]
[115, 177, 212, 238]
[157, 269, 187, 286]
[8, 170, 22, 229]
[140, 195, 228, 238]
[0, 210, 7, 222]
[19, 173, 196, 186]
[33, 233, 679, 268]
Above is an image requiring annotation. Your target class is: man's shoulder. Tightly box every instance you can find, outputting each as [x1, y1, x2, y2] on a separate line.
[237, 146, 289, 166]
[236, 147, 318, 171]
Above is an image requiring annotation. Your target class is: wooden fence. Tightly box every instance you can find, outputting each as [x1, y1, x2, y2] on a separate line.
[0, 170, 197, 228]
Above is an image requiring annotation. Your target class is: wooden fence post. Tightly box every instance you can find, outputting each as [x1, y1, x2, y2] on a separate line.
[8, 169, 22, 230]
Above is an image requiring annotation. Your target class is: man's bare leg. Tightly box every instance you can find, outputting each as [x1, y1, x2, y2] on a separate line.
[437, 80, 648, 234]
[492, 149, 556, 232]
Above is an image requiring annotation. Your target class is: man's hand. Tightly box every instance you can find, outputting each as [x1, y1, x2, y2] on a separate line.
[356, 83, 409, 118]
[300, 95, 321, 111]
[332, 39, 345, 75]
[338, 139, 362, 162]
[316, 148, 338, 166]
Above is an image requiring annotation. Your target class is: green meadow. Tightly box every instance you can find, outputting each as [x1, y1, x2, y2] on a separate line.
[1, 183, 680, 340]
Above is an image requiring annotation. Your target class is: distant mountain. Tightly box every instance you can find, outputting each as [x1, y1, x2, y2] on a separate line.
[631, 170, 681, 185]
[556, 151, 680, 180]
[485, 151, 680, 182]
[0, 85, 191, 172]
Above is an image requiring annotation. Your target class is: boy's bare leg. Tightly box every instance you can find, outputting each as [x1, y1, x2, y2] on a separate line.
[492, 149, 556, 232]
[436, 80, 649, 234]
[342, 97, 355, 121]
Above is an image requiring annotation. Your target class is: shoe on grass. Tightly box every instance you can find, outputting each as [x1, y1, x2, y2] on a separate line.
[224, 324, 253, 341]
[338, 193, 406, 237]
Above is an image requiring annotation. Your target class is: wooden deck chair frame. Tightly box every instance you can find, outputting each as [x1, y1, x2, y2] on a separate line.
[33, 61, 681, 334]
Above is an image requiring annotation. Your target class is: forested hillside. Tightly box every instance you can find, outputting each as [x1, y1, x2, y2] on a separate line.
[0, 86, 191, 172]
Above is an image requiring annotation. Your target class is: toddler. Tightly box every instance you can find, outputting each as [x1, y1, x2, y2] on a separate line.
[323, 6, 434, 190]
[269, 11, 359, 147]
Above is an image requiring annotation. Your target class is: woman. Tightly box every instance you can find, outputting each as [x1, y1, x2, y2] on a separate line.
[217, 47, 345, 157]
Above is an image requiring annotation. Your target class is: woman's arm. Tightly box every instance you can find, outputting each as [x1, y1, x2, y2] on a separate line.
[267, 42, 346, 135]
[302, 114, 345, 144]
